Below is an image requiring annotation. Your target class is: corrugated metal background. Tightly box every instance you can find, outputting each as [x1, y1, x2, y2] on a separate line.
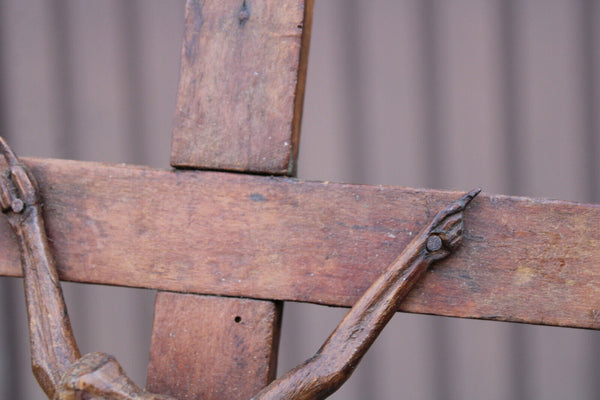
[0, 1, 598, 399]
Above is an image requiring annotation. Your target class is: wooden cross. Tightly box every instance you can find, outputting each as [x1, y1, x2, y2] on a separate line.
[0, 1, 599, 399]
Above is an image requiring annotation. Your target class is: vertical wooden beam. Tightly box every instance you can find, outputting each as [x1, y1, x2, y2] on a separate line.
[148, 1, 313, 398]
[147, 293, 281, 400]
[170, 0, 314, 175]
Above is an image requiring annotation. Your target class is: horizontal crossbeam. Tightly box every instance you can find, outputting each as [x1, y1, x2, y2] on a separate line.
[0, 157, 598, 329]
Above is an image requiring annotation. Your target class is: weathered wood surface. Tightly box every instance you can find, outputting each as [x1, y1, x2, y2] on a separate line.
[164, 0, 304, 393]
[0, 157, 598, 329]
[170, 0, 313, 174]
[251, 192, 478, 400]
[147, 293, 280, 400]
[0, 148, 81, 400]
[0, 141, 175, 400]
[162, 0, 311, 396]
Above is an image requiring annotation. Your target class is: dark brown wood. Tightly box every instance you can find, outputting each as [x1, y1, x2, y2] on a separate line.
[0, 157, 598, 329]
[58, 352, 174, 399]
[147, 293, 281, 400]
[170, 0, 314, 174]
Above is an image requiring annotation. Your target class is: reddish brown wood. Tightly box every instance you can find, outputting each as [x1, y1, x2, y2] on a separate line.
[170, 0, 314, 174]
[0, 145, 474, 400]
[161, 1, 313, 396]
[0, 157, 598, 329]
[0, 146, 81, 400]
[0, 141, 173, 400]
[146, 293, 281, 400]
[0, 136, 480, 399]
[163, 1, 311, 394]
[252, 190, 479, 400]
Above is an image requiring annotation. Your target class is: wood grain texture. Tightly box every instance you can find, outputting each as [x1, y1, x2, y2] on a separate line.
[170, 0, 314, 175]
[0, 159, 81, 400]
[146, 293, 281, 400]
[251, 192, 477, 400]
[0, 158, 598, 329]
[165, 1, 301, 394]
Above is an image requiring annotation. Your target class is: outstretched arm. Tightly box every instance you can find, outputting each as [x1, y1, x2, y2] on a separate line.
[0, 138, 80, 399]
[251, 189, 480, 400]
[0, 138, 174, 400]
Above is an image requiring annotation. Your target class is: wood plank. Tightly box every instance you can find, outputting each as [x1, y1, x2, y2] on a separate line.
[0, 157, 598, 329]
[146, 293, 280, 399]
[166, 1, 306, 397]
[170, 0, 314, 175]
[165, 2, 300, 396]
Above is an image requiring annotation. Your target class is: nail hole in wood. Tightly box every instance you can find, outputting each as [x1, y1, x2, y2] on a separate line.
[238, 1, 250, 25]
[234, 316, 242, 323]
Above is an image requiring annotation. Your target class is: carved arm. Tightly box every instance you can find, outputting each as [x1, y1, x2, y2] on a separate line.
[252, 188, 479, 400]
[0, 138, 173, 400]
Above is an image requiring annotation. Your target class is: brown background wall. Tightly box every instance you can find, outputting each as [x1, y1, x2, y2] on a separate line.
[0, 1, 598, 399]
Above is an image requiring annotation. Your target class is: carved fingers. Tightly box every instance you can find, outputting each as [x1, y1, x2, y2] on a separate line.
[57, 353, 177, 400]
[425, 188, 481, 260]
[0, 137, 39, 222]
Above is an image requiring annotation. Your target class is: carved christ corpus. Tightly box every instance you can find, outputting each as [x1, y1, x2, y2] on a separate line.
[1, 135, 479, 399]
[1, 1, 599, 399]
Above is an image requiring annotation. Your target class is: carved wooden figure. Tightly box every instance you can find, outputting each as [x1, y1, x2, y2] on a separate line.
[0, 137, 478, 399]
